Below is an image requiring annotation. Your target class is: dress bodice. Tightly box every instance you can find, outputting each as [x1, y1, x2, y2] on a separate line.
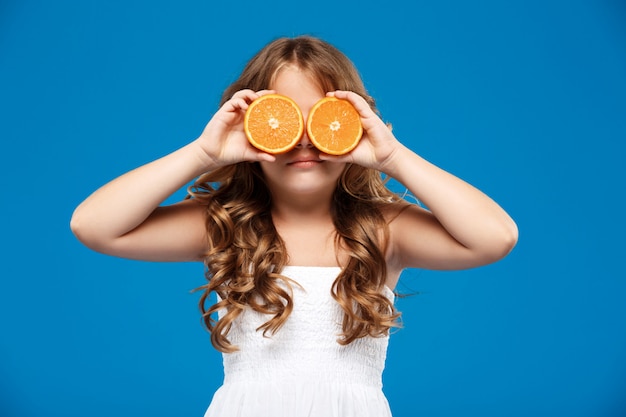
[204, 266, 394, 417]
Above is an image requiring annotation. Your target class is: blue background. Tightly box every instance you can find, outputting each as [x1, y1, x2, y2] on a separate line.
[1, 0, 625, 416]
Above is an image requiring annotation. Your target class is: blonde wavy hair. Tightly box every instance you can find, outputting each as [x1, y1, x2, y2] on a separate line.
[189, 36, 406, 353]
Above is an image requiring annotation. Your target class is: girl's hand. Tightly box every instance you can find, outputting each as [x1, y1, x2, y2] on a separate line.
[195, 89, 277, 168]
[319, 90, 404, 173]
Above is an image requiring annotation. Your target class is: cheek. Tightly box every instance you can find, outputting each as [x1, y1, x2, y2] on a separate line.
[329, 162, 348, 179]
[258, 160, 290, 187]
[258, 161, 277, 179]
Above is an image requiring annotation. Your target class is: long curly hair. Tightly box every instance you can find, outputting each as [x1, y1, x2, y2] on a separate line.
[189, 36, 405, 353]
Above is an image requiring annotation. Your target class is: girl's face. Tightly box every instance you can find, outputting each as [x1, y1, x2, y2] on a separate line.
[259, 66, 347, 199]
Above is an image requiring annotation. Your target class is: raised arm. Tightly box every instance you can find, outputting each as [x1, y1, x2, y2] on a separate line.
[70, 89, 276, 262]
[324, 91, 518, 272]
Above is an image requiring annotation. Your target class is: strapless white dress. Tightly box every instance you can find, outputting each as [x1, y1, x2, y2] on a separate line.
[203, 266, 394, 417]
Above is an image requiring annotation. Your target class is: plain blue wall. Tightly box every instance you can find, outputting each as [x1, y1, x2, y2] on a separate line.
[1, 1, 625, 416]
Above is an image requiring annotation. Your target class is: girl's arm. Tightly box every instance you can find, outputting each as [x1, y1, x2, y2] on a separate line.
[70, 89, 276, 262]
[324, 91, 518, 271]
[381, 147, 518, 271]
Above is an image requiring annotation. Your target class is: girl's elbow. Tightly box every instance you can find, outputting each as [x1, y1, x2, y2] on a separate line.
[485, 221, 519, 263]
[69, 209, 108, 252]
[504, 218, 519, 251]
[69, 210, 86, 242]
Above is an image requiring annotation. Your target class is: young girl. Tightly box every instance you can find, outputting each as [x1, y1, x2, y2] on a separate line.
[71, 36, 518, 417]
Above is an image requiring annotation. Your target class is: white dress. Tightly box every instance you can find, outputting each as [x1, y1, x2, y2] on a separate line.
[204, 266, 394, 417]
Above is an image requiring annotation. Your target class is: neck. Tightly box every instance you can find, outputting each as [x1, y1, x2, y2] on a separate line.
[270, 189, 343, 268]
[270, 188, 335, 225]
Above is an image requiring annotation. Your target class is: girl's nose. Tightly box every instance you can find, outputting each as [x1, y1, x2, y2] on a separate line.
[295, 132, 314, 149]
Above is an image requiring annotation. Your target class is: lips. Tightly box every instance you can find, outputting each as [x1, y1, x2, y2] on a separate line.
[288, 158, 322, 164]
[287, 154, 323, 166]
[287, 159, 323, 169]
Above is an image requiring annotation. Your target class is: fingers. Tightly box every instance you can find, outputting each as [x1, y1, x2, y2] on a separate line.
[328, 90, 376, 118]
[226, 89, 276, 111]
[230, 89, 276, 100]
[318, 152, 352, 163]
[255, 89, 276, 97]
[227, 90, 257, 111]
[253, 151, 277, 163]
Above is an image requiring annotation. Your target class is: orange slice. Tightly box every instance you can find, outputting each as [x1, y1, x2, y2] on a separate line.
[306, 97, 363, 155]
[244, 94, 304, 154]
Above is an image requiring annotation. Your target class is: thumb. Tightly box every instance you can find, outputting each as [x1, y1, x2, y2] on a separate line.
[318, 152, 352, 164]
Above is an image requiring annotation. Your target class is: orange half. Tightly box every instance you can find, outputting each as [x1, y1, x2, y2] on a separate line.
[244, 94, 304, 154]
[306, 97, 363, 155]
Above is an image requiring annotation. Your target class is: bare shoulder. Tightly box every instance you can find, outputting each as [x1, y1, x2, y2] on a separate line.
[381, 201, 475, 271]
[379, 202, 423, 285]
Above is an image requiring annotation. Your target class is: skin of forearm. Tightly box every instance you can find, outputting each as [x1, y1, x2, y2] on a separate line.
[383, 144, 518, 252]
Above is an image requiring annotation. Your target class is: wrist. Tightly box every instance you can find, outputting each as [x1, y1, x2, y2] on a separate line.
[186, 139, 223, 174]
[377, 143, 414, 179]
